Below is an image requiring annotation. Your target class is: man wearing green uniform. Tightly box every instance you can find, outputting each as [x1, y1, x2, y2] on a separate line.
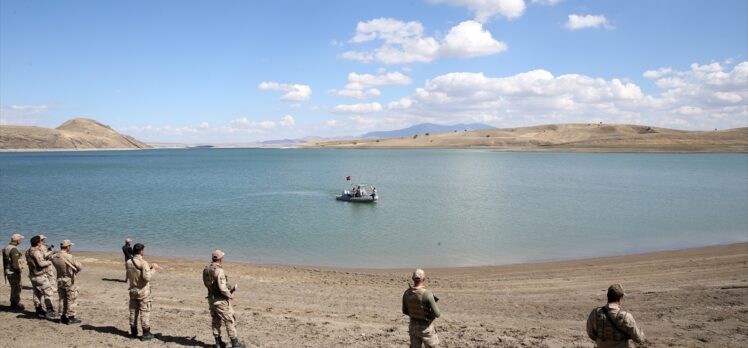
[203, 249, 245, 348]
[51, 239, 83, 324]
[402, 269, 441, 348]
[126, 243, 159, 340]
[2, 233, 25, 310]
[26, 235, 58, 319]
[587, 284, 645, 348]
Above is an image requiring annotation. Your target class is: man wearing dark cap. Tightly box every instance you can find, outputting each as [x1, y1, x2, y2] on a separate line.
[26, 235, 58, 319]
[402, 268, 441, 347]
[203, 249, 245, 348]
[51, 239, 83, 324]
[587, 284, 645, 347]
[2, 233, 25, 310]
[126, 243, 159, 340]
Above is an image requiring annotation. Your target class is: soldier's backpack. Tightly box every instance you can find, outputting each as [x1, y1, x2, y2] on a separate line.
[203, 263, 217, 289]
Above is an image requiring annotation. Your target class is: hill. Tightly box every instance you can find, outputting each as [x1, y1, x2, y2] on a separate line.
[0, 118, 149, 150]
[362, 122, 494, 139]
[308, 123, 748, 152]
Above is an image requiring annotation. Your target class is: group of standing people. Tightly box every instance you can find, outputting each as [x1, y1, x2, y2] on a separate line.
[5, 233, 645, 348]
[2, 233, 82, 324]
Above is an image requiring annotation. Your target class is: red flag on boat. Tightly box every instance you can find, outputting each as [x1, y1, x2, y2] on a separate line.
[346, 176, 351, 181]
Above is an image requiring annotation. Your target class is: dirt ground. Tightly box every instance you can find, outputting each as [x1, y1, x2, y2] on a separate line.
[1, 243, 746, 347]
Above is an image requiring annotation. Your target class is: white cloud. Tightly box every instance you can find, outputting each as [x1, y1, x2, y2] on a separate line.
[343, 19, 506, 64]
[0, 104, 49, 125]
[531, 0, 562, 5]
[429, 0, 526, 22]
[330, 71, 412, 99]
[333, 102, 383, 114]
[199, 122, 210, 129]
[259, 121, 276, 129]
[385, 60, 748, 130]
[564, 14, 613, 30]
[643, 67, 672, 79]
[258, 81, 312, 101]
[280, 115, 296, 126]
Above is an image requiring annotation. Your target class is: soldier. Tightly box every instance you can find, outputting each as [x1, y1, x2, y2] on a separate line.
[122, 238, 133, 281]
[402, 269, 441, 348]
[2, 233, 25, 310]
[39, 235, 58, 294]
[587, 284, 645, 348]
[25, 235, 58, 319]
[126, 243, 159, 341]
[203, 250, 246, 348]
[51, 239, 83, 324]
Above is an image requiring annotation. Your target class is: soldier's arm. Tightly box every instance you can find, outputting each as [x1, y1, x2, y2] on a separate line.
[141, 260, 153, 281]
[216, 268, 232, 299]
[33, 249, 52, 268]
[402, 293, 409, 315]
[67, 254, 82, 273]
[10, 248, 22, 271]
[586, 309, 598, 341]
[424, 291, 440, 319]
[624, 312, 645, 343]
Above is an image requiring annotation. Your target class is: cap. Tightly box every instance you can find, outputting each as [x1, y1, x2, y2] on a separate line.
[608, 283, 626, 299]
[61, 240, 74, 247]
[212, 249, 225, 260]
[11, 233, 25, 241]
[39, 234, 47, 240]
[412, 268, 426, 281]
[126, 238, 133, 243]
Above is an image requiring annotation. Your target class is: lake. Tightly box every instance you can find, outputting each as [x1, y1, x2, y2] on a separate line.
[1, 149, 746, 268]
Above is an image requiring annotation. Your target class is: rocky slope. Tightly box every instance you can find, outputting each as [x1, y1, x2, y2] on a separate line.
[0, 118, 149, 150]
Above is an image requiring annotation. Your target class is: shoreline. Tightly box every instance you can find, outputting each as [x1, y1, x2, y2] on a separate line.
[3, 242, 746, 347]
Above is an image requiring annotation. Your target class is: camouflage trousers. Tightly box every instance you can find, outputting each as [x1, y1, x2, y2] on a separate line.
[409, 320, 439, 348]
[29, 274, 56, 310]
[209, 298, 237, 338]
[7, 272, 22, 306]
[129, 293, 152, 329]
[57, 277, 78, 317]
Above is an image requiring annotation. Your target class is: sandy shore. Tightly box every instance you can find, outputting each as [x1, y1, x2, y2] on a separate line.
[1, 243, 746, 347]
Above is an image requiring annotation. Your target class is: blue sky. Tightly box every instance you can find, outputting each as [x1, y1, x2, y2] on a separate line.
[1, 0, 747, 142]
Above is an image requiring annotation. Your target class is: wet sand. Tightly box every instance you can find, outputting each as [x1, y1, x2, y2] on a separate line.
[1, 243, 746, 347]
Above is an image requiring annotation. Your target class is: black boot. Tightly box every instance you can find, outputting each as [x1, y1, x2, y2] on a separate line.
[214, 336, 227, 348]
[35, 306, 46, 319]
[140, 327, 154, 341]
[66, 316, 82, 324]
[130, 326, 138, 338]
[9, 303, 25, 311]
[230, 337, 246, 348]
[45, 308, 58, 320]
[61, 315, 69, 324]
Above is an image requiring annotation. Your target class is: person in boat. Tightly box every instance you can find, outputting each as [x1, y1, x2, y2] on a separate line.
[355, 186, 362, 197]
[370, 186, 377, 198]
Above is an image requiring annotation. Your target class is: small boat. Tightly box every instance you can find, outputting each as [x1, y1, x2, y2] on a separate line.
[336, 184, 378, 203]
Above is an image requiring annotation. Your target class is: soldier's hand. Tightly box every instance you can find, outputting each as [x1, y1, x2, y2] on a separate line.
[229, 293, 235, 300]
[151, 263, 160, 270]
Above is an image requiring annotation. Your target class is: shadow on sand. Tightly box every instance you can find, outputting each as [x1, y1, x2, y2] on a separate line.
[0, 305, 57, 322]
[101, 278, 127, 283]
[80, 324, 211, 347]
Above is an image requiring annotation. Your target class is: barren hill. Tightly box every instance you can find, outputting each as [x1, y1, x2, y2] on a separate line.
[0, 118, 149, 150]
[308, 124, 748, 152]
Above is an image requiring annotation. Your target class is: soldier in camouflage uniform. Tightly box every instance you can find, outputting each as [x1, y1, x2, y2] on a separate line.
[587, 284, 645, 348]
[203, 250, 245, 348]
[26, 235, 58, 319]
[402, 269, 441, 348]
[2, 233, 25, 310]
[126, 243, 159, 341]
[51, 239, 83, 324]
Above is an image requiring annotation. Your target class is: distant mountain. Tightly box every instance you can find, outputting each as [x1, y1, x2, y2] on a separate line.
[362, 123, 494, 138]
[0, 118, 149, 150]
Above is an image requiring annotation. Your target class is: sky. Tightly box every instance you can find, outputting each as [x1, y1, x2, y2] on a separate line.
[1, 0, 747, 143]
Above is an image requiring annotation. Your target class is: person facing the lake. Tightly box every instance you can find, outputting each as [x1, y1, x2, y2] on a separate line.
[586, 284, 645, 348]
[122, 238, 133, 280]
[25, 235, 58, 319]
[402, 269, 441, 348]
[126, 242, 159, 341]
[39, 235, 58, 295]
[2, 233, 25, 310]
[203, 249, 245, 348]
[51, 239, 83, 325]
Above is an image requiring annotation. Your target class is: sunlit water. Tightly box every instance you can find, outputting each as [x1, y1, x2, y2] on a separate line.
[1, 149, 746, 268]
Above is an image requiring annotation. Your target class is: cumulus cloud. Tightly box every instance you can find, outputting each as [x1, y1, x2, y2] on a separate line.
[330, 71, 412, 99]
[258, 81, 312, 101]
[643, 67, 672, 79]
[386, 60, 748, 130]
[564, 14, 613, 30]
[429, 0, 526, 22]
[342, 19, 506, 64]
[531, 0, 562, 5]
[0, 104, 50, 125]
[333, 102, 383, 114]
[280, 115, 296, 126]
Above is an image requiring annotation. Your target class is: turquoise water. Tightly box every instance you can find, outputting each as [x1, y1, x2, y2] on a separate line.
[1, 149, 746, 268]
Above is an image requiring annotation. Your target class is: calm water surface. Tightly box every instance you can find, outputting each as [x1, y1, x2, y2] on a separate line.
[1, 149, 746, 268]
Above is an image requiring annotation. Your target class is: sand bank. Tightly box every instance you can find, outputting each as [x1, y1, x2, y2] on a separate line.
[1, 243, 746, 347]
